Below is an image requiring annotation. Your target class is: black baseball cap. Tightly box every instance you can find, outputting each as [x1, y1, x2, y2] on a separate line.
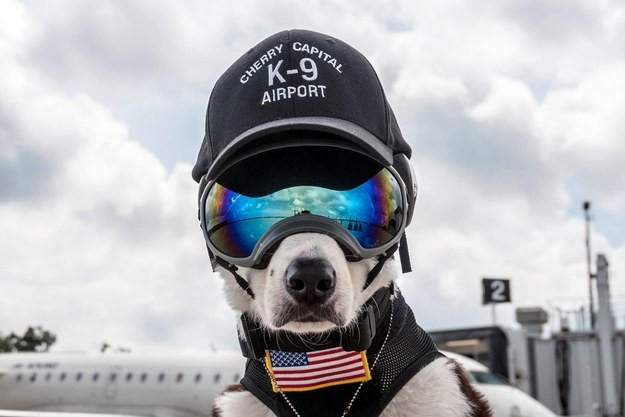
[192, 29, 412, 183]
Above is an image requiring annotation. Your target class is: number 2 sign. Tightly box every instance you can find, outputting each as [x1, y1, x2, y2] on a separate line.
[482, 278, 511, 304]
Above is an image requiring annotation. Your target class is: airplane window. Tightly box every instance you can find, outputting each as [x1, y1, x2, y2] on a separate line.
[140, 373, 147, 383]
[214, 373, 221, 383]
[60, 372, 66, 382]
[158, 373, 165, 383]
[76, 373, 83, 382]
[470, 371, 508, 385]
[126, 373, 133, 382]
[194, 373, 202, 384]
[110, 373, 117, 382]
[16, 374, 22, 382]
[30, 373, 37, 382]
[176, 373, 183, 383]
[233, 373, 240, 382]
[93, 373, 99, 382]
[45, 373, 52, 382]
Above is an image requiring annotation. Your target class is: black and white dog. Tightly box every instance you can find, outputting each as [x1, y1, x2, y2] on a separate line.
[192, 28, 492, 417]
[210, 233, 492, 417]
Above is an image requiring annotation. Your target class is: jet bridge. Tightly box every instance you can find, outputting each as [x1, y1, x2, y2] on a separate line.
[429, 254, 625, 417]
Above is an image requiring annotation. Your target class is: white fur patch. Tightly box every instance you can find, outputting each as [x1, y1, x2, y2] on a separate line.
[381, 358, 471, 417]
[214, 389, 274, 417]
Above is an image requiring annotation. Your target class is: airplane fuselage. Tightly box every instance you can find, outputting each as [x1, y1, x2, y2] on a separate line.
[0, 352, 246, 417]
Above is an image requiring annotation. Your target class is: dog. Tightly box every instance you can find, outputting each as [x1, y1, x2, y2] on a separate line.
[192, 28, 492, 417]
[211, 232, 492, 417]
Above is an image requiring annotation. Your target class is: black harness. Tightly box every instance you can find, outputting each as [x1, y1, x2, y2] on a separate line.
[239, 288, 445, 417]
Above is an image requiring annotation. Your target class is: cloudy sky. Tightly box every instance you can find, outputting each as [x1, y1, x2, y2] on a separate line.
[1, 0, 624, 353]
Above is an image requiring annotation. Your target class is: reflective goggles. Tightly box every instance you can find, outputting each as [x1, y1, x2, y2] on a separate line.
[199, 166, 408, 268]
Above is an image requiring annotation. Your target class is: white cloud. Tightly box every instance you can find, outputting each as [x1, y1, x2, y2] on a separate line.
[1, 0, 624, 352]
[539, 66, 625, 180]
[0, 2, 233, 352]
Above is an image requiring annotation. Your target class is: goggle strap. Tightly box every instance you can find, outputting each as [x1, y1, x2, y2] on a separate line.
[399, 233, 412, 273]
[363, 243, 399, 290]
[213, 255, 256, 299]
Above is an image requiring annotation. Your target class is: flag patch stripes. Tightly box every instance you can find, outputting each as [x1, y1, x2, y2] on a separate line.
[265, 347, 371, 392]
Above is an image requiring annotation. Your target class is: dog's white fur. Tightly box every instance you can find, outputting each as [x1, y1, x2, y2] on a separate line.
[222, 234, 384, 335]
[214, 233, 487, 417]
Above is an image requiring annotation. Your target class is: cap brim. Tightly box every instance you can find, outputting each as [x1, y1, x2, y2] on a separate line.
[204, 117, 394, 180]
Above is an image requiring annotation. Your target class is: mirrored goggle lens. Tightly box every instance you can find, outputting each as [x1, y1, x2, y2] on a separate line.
[203, 168, 404, 259]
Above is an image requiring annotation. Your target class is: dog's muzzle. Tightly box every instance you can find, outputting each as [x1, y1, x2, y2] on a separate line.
[238, 284, 393, 360]
[271, 258, 341, 327]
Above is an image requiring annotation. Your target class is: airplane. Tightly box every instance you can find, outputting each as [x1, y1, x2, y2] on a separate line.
[0, 352, 243, 417]
[446, 351, 558, 417]
[0, 351, 557, 417]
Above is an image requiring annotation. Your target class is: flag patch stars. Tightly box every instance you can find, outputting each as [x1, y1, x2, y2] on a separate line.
[270, 351, 309, 367]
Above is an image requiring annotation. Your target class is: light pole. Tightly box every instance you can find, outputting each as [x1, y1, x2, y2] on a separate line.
[583, 201, 595, 330]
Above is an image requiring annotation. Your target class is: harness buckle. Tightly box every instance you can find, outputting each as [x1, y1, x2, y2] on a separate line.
[342, 304, 377, 351]
[239, 313, 266, 360]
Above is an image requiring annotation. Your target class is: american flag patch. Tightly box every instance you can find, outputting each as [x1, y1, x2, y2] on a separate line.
[265, 347, 371, 392]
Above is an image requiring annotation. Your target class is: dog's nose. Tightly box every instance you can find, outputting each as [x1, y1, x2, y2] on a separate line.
[285, 258, 336, 305]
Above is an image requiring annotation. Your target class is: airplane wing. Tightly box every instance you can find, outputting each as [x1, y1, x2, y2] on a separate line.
[0, 411, 145, 417]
